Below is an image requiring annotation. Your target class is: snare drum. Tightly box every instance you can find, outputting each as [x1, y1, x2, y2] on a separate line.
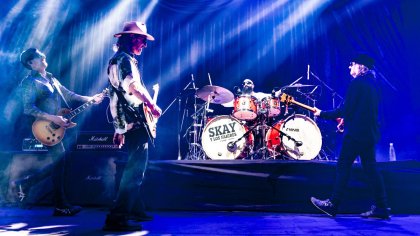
[233, 95, 257, 120]
[260, 97, 281, 117]
[201, 115, 253, 160]
[266, 114, 322, 160]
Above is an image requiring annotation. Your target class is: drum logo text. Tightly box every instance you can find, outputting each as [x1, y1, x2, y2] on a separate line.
[285, 127, 299, 132]
[208, 122, 237, 141]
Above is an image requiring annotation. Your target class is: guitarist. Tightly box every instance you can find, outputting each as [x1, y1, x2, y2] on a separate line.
[104, 21, 161, 232]
[18, 48, 104, 216]
[310, 53, 390, 219]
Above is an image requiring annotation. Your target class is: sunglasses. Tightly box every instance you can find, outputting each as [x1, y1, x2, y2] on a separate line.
[131, 36, 147, 44]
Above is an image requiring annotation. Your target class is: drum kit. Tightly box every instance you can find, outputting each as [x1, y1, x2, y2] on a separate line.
[183, 83, 323, 161]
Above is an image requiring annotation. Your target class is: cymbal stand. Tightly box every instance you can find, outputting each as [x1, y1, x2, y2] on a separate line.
[162, 78, 195, 160]
[184, 90, 206, 160]
[252, 114, 274, 160]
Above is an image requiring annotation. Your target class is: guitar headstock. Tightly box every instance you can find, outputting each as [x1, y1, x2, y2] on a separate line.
[280, 93, 294, 103]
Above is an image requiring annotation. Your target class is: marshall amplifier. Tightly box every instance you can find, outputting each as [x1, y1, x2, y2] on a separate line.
[74, 131, 127, 151]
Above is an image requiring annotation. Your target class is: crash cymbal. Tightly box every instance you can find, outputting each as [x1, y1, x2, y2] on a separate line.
[283, 83, 316, 88]
[221, 100, 234, 108]
[196, 85, 234, 104]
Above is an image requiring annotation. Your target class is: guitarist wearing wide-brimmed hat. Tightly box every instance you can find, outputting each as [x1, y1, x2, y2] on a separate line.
[18, 48, 104, 216]
[104, 21, 161, 232]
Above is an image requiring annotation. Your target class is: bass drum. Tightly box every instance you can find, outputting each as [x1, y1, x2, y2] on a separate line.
[266, 114, 322, 160]
[201, 115, 253, 160]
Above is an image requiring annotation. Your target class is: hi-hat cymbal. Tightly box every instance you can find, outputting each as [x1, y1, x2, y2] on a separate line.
[196, 85, 234, 104]
[283, 83, 316, 88]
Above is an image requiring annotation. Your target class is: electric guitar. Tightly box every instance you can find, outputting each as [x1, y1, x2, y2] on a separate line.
[32, 88, 108, 146]
[143, 84, 160, 139]
[280, 93, 344, 133]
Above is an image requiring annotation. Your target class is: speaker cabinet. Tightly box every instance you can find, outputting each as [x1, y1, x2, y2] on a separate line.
[65, 150, 127, 206]
[1, 152, 54, 204]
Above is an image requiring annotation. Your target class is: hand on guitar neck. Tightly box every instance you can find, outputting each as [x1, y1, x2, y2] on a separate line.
[280, 93, 344, 133]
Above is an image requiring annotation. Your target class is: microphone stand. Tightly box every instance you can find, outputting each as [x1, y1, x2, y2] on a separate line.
[310, 71, 343, 109]
[162, 80, 194, 160]
[289, 76, 303, 86]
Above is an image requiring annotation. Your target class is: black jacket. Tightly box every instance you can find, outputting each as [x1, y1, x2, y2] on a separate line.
[320, 71, 381, 144]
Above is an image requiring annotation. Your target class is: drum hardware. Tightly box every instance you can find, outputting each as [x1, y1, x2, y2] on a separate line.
[184, 84, 236, 160]
[161, 77, 195, 160]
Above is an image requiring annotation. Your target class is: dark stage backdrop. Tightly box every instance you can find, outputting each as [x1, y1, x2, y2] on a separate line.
[0, 0, 419, 160]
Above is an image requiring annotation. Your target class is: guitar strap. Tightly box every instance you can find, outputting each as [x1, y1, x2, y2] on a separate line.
[50, 77, 71, 109]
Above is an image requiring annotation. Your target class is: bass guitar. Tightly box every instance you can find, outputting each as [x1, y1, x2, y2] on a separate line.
[32, 88, 108, 146]
[280, 93, 344, 133]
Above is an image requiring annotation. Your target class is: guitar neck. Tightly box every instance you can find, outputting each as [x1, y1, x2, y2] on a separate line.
[290, 100, 316, 113]
[63, 88, 107, 119]
[65, 99, 96, 119]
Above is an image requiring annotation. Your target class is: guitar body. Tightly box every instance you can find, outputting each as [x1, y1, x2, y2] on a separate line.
[31, 88, 108, 146]
[142, 84, 160, 139]
[32, 108, 76, 146]
[143, 106, 157, 138]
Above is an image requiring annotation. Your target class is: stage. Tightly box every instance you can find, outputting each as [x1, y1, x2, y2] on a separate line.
[1, 151, 420, 234]
[1, 151, 420, 214]
[0, 207, 419, 235]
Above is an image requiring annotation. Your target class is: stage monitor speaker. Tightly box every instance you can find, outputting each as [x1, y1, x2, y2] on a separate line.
[65, 150, 127, 206]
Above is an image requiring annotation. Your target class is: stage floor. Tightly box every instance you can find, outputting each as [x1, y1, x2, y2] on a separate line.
[0, 206, 419, 235]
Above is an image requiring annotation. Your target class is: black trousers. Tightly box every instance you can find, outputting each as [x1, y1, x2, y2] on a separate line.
[331, 136, 388, 208]
[109, 127, 149, 217]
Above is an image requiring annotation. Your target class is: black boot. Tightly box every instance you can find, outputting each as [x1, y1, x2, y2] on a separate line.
[103, 214, 142, 231]
[131, 211, 153, 222]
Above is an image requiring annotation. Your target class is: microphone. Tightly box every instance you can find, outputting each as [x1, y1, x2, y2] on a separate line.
[227, 141, 237, 152]
[307, 64, 310, 80]
[233, 86, 242, 95]
[191, 74, 196, 89]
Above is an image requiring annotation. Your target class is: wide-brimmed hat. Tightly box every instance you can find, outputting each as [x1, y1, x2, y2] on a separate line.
[352, 53, 375, 69]
[114, 21, 155, 41]
[20, 48, 46, 70]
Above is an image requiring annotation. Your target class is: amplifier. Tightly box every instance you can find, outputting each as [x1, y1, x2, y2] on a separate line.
[74, 131, 126, 151]
[22, 138, 48, 152]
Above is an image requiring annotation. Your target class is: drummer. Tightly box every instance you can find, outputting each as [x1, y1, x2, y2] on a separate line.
[241, 79, 270, 101]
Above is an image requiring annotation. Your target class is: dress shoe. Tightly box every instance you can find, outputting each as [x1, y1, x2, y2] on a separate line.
[360, 205, 391, 220]
[53, 205, 82, 216]
[103, 214, 142, 231]
[131, 212, 153, 222]
[310, 197, 338, 217]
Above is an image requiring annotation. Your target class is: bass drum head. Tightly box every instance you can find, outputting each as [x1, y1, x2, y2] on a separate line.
[280, 114, 322, 160]
[201, 115, 247, 160]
